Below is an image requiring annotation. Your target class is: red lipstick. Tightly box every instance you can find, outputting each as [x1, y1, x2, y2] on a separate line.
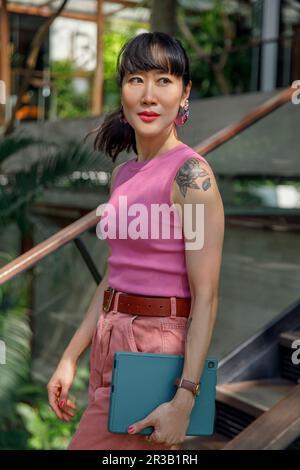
[138, 111, 160, 123]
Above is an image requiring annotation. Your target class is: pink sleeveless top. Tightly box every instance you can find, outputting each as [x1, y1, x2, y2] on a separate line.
[101, 143, 209, 298]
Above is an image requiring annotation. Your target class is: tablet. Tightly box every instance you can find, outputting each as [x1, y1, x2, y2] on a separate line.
[108, 352, 218, 436]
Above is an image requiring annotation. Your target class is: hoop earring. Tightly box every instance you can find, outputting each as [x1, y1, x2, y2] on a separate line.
[174, 99, 189, 127]
[119, 106, 128, 124]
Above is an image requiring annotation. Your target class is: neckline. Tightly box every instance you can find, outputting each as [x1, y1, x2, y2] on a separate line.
[128, 143, 187, 171]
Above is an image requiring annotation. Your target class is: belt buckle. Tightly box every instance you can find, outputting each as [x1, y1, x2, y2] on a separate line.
[103, 287, 116, 312]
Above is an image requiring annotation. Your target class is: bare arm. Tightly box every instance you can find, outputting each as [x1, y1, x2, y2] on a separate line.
[171, 157, 225, 412]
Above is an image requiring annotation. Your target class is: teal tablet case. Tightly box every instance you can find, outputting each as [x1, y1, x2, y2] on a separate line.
[108, 352, 218, 436]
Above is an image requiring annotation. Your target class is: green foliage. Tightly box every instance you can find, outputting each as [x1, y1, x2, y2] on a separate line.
[0, 134, 103, 448]
[14, 366, 88, 450]
[0, 274, 88, 449]
[0, 271, 32, 426]
[0, 133, 44, 165]
[177, 0, 252, 97]
[50, 27, 139, 117]
[50, 59, 91, 119]
[0, 133, 102, 233]
[15, 394, 83, 450]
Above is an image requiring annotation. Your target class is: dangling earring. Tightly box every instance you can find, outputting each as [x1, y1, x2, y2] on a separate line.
[119, 106, 128, 124]
[174, 99, 189, 127]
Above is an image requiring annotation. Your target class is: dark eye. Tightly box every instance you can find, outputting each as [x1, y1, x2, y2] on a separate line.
[159, 77, 171, 84]
[129, 77, 142, 83]
[129, 77, 171, 84]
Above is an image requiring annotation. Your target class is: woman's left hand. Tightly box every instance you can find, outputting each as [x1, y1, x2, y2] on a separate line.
[127, 399, 192, 446]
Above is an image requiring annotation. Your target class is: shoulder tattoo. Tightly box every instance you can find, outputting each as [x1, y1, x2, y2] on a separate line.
[175, 157, 211, 197]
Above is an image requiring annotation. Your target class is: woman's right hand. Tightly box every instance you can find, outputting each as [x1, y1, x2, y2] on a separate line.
[47, 357, 78, 421]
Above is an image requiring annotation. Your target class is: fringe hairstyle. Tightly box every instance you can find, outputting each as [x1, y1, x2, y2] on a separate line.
[85, 32, 191, 163]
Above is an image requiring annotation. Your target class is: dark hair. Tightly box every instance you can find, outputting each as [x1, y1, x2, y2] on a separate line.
[85, 32, 190, 163]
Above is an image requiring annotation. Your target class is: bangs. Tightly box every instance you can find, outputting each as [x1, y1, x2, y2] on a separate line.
[116, 32, 189, 86]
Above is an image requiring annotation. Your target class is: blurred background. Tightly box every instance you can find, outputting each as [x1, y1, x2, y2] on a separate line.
[0, 0, 300, 450]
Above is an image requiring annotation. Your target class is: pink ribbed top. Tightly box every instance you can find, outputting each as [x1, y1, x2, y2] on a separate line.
[101, 143, 209, 297]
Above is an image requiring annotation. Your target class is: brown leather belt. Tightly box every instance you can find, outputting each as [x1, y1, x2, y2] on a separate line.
[103, 286, 191, 317]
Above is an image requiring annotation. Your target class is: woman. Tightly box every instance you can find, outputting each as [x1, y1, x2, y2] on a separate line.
[47, 31, 225, 450]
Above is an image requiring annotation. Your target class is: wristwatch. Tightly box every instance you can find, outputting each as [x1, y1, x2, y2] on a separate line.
[175, 377, 201, 397]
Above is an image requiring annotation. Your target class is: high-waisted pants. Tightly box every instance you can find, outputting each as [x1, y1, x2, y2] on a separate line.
[67, 291, 188, 450]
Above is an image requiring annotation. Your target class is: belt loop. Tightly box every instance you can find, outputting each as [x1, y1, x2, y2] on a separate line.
[111, 291, 121, 314]
[170, 297, 177, 318]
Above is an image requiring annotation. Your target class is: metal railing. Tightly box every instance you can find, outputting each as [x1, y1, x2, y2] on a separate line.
[0, 86, 296, 286]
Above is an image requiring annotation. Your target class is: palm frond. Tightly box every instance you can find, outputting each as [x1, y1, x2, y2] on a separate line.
[0, 133, 46, 165]
[0, 308, 32, 424]
[0, 140, 105, 227]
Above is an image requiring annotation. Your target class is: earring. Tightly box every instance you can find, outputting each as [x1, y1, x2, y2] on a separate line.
[175, 99, 189, 127]
[119, 106, 128, 124]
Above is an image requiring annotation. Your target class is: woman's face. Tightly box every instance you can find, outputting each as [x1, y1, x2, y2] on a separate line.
[121, 69, 191, 137]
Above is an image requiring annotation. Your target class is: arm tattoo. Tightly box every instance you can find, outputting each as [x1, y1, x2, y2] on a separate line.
[175, 157, 211, 197]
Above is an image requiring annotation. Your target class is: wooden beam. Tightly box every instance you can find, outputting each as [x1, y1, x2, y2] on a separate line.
[6, 0, 140, 22]
[13, 66, 93, 79]
[0, 0, 11, 124]
[92, 0, 104, 115]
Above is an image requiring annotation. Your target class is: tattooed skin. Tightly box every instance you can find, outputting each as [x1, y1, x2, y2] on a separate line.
[175, 158, 211, 197]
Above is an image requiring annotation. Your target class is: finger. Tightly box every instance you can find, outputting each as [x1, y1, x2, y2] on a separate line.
[59, 382, 71, 407]
[60, 406, 75, 418]
[55, 403, 74, 421]
[47, 386, 75, 421]
[48, 390, 74, 421]
[48, 393, 64, 420]
[57, 398, 77, 418]
[148, 430, 160, 443]
[61, 411, 73, 421]
[66, 398, 77, 410]
[129, 416, 153, 434]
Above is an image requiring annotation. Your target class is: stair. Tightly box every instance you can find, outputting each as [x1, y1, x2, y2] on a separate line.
[215, 377, 295, 438]
[181, 328, 300, 450]
[221, 384, 300, 450]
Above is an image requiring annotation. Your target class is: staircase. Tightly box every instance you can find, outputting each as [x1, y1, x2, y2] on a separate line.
[181, 324, 300, 450]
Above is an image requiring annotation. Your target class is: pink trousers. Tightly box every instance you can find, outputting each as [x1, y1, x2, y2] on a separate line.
[67, 291, 188, 450]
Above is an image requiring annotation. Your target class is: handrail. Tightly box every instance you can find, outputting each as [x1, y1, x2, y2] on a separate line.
[194, 87, 295, 155]
[0, 85, 295, 285]
[221, 384, 300, 450]
[0, 208, 101, 285]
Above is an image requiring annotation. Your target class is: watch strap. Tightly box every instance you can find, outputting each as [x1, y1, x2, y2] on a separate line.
[175, 377, 200, 397]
